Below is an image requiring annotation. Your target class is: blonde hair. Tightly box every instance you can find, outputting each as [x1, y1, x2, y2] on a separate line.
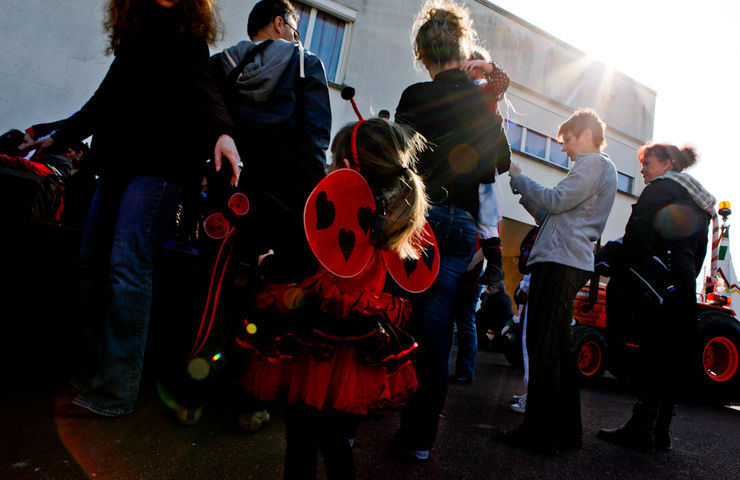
[330, 119, 429, 260]
[412, 1, 478, 68]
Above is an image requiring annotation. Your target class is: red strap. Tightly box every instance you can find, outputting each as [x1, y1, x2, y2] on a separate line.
[188, 225, 236, 360]
[350, 120, 365, 171]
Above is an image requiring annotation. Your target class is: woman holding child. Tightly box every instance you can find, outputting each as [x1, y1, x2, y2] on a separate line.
[392, 0, 511, 460]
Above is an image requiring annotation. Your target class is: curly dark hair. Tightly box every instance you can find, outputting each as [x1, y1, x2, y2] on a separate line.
[104, 0, 221, 52]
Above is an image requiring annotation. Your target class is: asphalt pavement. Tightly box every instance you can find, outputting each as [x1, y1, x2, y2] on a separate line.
[1, 229, 738, 479]
[2, 348, 738, 480]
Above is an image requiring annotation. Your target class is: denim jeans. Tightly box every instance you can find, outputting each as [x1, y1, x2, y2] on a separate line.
[398, 204, 477, 450]
[74, 176, 183, 416]
[452, 266, 483, 379]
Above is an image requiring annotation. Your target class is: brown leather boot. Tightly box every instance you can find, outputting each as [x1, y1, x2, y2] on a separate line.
[597, 400, 658, 452]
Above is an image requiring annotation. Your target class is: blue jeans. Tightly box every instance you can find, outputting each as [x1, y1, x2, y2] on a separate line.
[452, 269, 483, 379]
[74, 176, 183, 416]
[398, 204, 477, 450]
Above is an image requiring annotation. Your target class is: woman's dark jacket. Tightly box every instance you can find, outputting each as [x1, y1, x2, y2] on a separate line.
[52, 20, 232, 185]
[395, 68, 511, 218]
[619, 177, 711, 281]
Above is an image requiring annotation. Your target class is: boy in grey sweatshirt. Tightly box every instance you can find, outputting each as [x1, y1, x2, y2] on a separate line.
[495, 108, 617, 454]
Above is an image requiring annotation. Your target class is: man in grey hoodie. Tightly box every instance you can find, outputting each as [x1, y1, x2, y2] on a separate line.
[212, 0, 331, 282]
[173, 0, 330, 432]
[495, 108, 617, 454]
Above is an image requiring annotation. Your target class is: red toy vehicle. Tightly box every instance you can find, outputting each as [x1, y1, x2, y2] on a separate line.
[572, 202, 740, 398]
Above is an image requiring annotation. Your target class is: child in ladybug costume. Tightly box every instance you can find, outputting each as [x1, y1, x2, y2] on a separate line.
[237, 117, 439, 479]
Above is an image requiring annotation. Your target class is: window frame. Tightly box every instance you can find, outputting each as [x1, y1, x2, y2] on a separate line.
[547, 138, 569, 168]
[508, 120, 569, 170]
[522, 128, 548, 161]
[295, 0, 357, 84]
[617, 171, 634, 195]
[505, 120, 524, 152]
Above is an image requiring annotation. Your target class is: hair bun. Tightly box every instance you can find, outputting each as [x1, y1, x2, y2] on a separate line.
[680, 145, 698, 169]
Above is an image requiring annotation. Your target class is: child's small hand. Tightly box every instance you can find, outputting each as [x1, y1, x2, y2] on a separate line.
[460, 59, 493, 74]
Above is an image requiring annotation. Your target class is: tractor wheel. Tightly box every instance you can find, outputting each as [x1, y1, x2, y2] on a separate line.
[695, 312, 740, 398]
[572, 325, 607, 381]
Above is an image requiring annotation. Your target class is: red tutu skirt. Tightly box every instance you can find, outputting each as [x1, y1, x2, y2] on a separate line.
[240, 346, 417, 415]
[236, 256, 418, 415]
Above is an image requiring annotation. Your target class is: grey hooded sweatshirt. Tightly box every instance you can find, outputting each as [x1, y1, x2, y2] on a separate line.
[511, 152, 618, 272]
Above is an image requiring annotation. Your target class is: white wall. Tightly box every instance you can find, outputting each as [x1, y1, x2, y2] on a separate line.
[1, 0, 654, 244]
[1, 0, 109, 133]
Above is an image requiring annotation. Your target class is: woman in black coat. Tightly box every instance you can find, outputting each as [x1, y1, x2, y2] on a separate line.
[26, 0, 240, 418]
[598, 142, 715, 452]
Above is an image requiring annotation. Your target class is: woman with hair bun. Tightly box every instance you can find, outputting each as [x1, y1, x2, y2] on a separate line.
[391, 1, 510, 460]
[598, 143, 715, 452]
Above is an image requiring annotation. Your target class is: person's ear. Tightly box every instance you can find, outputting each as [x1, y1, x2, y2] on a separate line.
[579, 129, 593, 146]
[342, 158, 351, 169]
[273, 16, 282, 34]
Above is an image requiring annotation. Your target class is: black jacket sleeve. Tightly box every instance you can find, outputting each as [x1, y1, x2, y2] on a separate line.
[51, 57, 122, 147]
[183, 37, 234, 145]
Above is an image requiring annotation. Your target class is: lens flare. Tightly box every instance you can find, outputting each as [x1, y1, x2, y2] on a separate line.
[654, 204, 703, 239]
[187, 357, 210, 380]
[155, 381, 179, 411]
[448, 143, 478, 174]
[246, 322, 257, 335]
[211, 352, 222, 362]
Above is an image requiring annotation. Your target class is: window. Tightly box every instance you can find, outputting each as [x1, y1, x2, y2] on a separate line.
[548, 139, 569, 168]
[523, 130, 547, 159]
[294, 1, 356, 84]
[617, 172, 634, 194]
[505, 120, 523, 151]
[507, 120, 575, 170]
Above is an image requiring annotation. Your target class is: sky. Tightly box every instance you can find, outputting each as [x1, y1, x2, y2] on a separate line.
[486, 0, 740, 265]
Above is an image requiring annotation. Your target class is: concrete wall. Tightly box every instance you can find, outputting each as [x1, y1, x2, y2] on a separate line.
[0, 0, 109, 133]
[467, 1, 656, 143]
[1, 0, 654, 246]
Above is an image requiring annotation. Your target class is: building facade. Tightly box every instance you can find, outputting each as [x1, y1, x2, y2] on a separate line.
[0, 0, 655, 290]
